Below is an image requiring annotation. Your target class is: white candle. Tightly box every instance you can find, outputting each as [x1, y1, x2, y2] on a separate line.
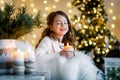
[13, 49, 24, 60]
[64, 43, 74, 51]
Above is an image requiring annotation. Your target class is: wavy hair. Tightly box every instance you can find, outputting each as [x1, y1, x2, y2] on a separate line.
[36, 11, 75, 48]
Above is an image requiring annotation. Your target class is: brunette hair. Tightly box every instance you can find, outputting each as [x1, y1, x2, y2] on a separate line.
[36, 11, 75, 48]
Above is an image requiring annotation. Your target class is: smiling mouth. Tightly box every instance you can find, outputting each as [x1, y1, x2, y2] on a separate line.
[60, 29, 66, 31]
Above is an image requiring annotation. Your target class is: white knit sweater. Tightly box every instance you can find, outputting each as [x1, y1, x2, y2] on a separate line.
[35, 37, 104, 80]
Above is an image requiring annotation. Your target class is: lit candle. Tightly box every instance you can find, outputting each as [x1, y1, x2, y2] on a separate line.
[24, 48, 30, 60]
[64, 43, 74, 51]
[13, 49, 25, 75]
[13, 49, 24, 60]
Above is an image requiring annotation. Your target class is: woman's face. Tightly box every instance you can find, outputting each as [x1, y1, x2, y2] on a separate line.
[50, 14, 69, 37]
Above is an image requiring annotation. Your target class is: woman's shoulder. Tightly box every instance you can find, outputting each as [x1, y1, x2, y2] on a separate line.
[42, 36, 51, 40]
[40, 36, 52, 42]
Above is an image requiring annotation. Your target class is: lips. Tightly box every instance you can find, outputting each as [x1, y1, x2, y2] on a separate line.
[60, 28, 66, 31]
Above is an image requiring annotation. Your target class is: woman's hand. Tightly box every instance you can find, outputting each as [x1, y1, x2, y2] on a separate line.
[60, 50, 74, 58]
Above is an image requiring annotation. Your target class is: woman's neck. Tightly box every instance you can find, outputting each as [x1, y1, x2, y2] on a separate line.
[56, 36, 63, 43]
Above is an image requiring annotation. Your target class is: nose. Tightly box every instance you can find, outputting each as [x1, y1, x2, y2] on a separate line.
[61, 23, 65, 27]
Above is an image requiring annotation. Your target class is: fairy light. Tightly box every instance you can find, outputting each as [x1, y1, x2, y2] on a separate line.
[33, 34, 36, 38]
[45, 7, 49, 11]
[21, 4, 25, 7]
[89, 40, 92, 45]
[111, 24, 115, 28]
[82, 15, 86, 19]
[106, 49, 109, 53]
[0, 0, 4, 4]
[43, 13, 47, 17]
[93, 42, 96, 46]
[52, 5, 56, 9]
[112, 16, 116, 20]
[96, 58, 100, 62]
[109, 9, 113, 14]
[78, 23, 81, 27]
[22, 0, 26, 2]
[54, 0, 59, 2]
[43, 0, 47, 4]
[102, 51, 105, 55]
[68, 9, 72, 13]
[1, 6, 4, 11]
[67, 2, 72, 8]
[33, 8, 37, 13]
[31, 40, 35, 44]
[93, 8, 97, 13]
[31, 3, 34, 8]
[83, 25, 88, 29]
[110, 2, 114, 6]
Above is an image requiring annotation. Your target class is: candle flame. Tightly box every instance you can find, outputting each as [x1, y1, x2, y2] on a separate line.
[67, 43, 69, 46]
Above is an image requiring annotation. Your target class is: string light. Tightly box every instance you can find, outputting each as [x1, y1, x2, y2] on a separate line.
[31, 40, 35, 44]
[0, 0, 4, 4]
[45, 7, 49, 11]
[54, 0, 59, 2]
[43, 0, 47, 4]
[33, 34, 36, 38]
[31, 3, 34, 8]
[43, 13, 47, 17]
[110, 2, 114, 6]
[112, 16, 116, 20]
[68, 9, 72, 13]
[67, 2, 72, 8]
[111, 24, 115, 28]
[1, 6, 4, 11]
[21, 4, 25, 7]
[109, 9, 113, 14]
[33, 8, 37, 13]
[52, 5, 56, 9]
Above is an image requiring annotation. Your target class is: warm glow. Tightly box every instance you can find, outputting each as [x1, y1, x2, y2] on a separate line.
[31, 3, 34, 8]
[102, 51, 105, 54]
[64, 43, 74, 51]
[22, 0, 26, 2]
[52, 5, 56, 9]
[110, 2, 114, 6]
[1, 6, 4, 11]
[45, 7, 49, 11]
[43, 0, 47, 4]
[21, 4, 25, 7]
[111, 24, 115, 28]
[54, 0, 59, 2]
[32, 40, 35, 44]
[96, 58, 100, 62]
[33, 8, 37, 13]
[0, 0, 4, 4]
[67, 2, 72, 8]
[109, 9, 113, 14]
[112, 16, 116, 20]
[43, 13, 47, 17]
[93, 8, 97, 13]
[68, 10, 72, 13]
[4, 0, 119, 47]
[33, 34, 36, 38]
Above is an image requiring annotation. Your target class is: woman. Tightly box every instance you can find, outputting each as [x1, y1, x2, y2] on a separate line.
[35, 11, 104, 80]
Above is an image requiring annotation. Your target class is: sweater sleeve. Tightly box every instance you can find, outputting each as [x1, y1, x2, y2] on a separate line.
[35, 36, 60, 61]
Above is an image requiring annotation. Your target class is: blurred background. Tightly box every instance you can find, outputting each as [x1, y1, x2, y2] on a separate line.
[0, 0, 119, 47]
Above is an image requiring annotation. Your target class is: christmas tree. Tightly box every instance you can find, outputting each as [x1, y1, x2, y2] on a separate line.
[71, 0, 117, 70]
